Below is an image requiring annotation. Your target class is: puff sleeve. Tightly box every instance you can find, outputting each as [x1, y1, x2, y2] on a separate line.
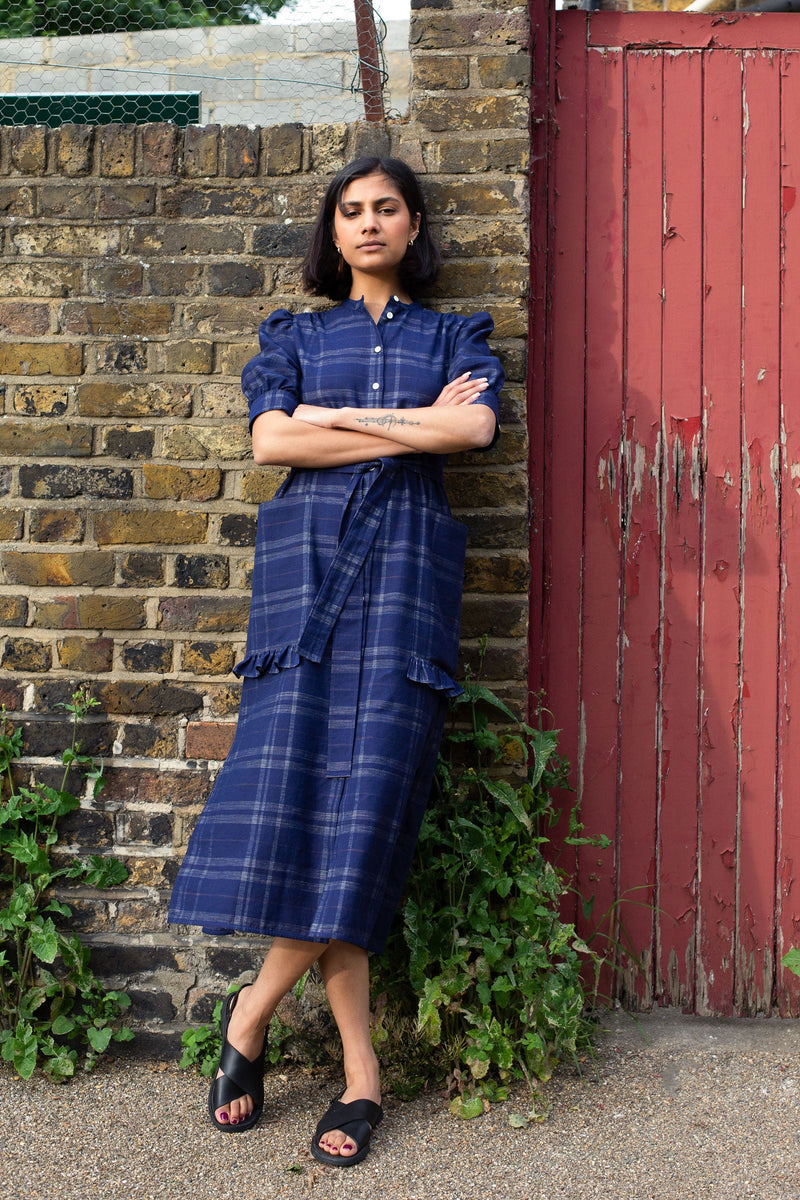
[448, 311, 504, 446]
[241, 309, 301, 431]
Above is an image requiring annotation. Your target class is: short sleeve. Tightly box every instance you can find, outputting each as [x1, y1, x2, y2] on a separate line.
[449, 312, 505, 448]
[241, 309, 301, 431]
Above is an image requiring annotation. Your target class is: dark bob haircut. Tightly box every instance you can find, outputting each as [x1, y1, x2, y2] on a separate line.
[301, 156, 441, 302]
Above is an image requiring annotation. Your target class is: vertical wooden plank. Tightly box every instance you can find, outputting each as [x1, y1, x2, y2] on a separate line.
[736, 49, 782, 1015]
[697, 49, 744, 1016]
[655, 49, 705, 1013]
[615, 49, 664, 1009]
[544, 13, 588, 896]
[575, 44, 626, 993]
[775, 50, 800, 1015]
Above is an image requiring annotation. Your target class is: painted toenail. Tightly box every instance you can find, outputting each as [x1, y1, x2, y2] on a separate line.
[219, 1113, 229, 1123]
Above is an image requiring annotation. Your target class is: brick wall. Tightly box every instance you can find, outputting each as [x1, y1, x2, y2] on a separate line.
[0, 0, 529, 1046]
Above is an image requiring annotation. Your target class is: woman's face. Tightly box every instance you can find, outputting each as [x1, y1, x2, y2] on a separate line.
[332, 171, 420, 288]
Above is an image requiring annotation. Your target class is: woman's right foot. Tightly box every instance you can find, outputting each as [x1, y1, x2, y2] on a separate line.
[211, 985, 268, 1127]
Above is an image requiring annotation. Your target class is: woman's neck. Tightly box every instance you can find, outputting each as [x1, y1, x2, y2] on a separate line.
[349, 273, 411, 322]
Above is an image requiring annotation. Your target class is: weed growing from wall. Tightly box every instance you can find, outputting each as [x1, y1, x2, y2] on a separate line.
[0, 689, 133, 1081]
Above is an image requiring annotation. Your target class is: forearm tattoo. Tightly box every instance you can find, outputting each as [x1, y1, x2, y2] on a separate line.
[354, 413, 421, 431]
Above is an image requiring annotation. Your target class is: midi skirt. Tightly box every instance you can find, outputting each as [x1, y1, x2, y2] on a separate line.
[167, 456, 467, 954]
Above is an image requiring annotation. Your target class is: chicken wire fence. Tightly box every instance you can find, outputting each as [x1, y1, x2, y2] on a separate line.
[0, 0, 409, 127]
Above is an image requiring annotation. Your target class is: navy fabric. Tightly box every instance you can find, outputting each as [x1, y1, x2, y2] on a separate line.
[167, 298, 503, 954]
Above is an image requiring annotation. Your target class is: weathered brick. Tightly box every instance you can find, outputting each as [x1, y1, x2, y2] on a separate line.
[415, 93, 529, 132]
[92, 342, 149, 374]
[36, 183, 95, 219]
[437, 214, 528, 255]
[0, 342, 82, 376]
[414, 54, 470, 89]
[0, 680, 25, 709]
[160, 185, 278, 219]
[0, 184, 34, 215]
[117, 809, 174, 845]
[208, 263, 264, 297]
[113, 901, 169, 933]
[260, 123, 303, 175]
[102, 765, 209, 808]
[97, 124, 136, 177]
[186, 721, 236, 761]
[121, 641, 174, 674]
[87, 263, 144, 298]
[182, 125, 220, 178]
[7, 714, 113, 759]
[18, 466, 133, 500]
[252, 222, 311, 259]
[222, 126, 259, 178]
[162, 425, 251, 461]
[30, 507, 85, 544]
[219, 513, 257, 547]
[0, 422, 91, 457]
[477, 52, 530, 89]
[94, 681, 203, 715]
[118, 552, 166, 587]
[460, 595, 527, 639]
[125, 221, 245, 257]
[30, 595, 146, 630]
[207, 683, 241, 716]
[463, 552, 529, 593]
[174, 555, 229, 589]
[240, 468, 289, 504]
[57, 636, 115, 673]
[98, 184, 156, 219]
[459, 640, 528, 681]
[0, 509, 24, 540]
[145, 261, 204, 296]
[1, 637, 52, 672]
[159, 340, 213, 374]
[139, 124, 181, 177]
[0, 302, 50, 336]
[158, 596, 249, 633]
[9, 226, 121, 258]
[12, 385, 71, 416]
[180, 298, 276, 339]
[460, 510, 527, 549]
[0, 597, 27, 627]
[76, 381, 190, 418]
[94, 510, 207, 546]
[142, 465, 222, 502]
[101, 426, 155, 459]
[10, 125, 47, 174]
[118, 723, 179, 760]
[56, 125, 94, 176]
[1, 262, 82, 299]
[3, 551, 115, 588]
[423, 178, 522, 215]
[433, 259, 527, 299]
[410, 10, 528, 50]
[196, 384, 243, 420]
[60, 301, 174, 337]
[446, 470, 526, 508]
[181, 641, 236, 676]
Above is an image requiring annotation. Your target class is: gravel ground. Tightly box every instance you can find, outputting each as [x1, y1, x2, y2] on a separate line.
[2, 1009, 799, 1200]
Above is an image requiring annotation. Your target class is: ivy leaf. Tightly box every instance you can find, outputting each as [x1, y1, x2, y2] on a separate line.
[449, 1094, 485, 1119]
[87, 1026, 114, 1054]
[782, 948, 800, 979]
[29, 918, 60, 963]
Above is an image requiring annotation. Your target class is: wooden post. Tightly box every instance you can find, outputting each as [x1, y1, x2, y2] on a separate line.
[353, 0, 386, 122]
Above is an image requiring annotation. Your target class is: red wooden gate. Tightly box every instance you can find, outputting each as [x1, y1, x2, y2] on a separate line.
[530, 11, 800, 1015]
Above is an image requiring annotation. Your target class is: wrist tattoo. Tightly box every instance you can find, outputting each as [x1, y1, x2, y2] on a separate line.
[355, 413, 421, 431]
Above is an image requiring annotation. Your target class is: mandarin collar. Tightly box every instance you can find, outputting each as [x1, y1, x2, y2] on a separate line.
[345, 295, 417, 322]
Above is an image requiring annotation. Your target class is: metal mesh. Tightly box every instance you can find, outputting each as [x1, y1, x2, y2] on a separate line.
[0, 0, 409, 127]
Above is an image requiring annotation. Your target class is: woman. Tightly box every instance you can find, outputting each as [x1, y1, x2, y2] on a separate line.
[168, 156, 504, 1166]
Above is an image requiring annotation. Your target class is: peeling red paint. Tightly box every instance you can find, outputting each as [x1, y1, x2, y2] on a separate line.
[783, 185, 796, 214]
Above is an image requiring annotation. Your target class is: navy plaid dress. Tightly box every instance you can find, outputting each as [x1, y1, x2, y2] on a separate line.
[168, 298, 503, 953]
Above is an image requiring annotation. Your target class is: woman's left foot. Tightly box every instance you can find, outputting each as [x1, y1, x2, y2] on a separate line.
[310, 1089, 384, 1167]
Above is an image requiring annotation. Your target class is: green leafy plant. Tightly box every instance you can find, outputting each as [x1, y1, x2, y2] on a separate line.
[782, 949, 800, 979]
[0, 689, 133, 1082]
[372, 675, 609, 1117]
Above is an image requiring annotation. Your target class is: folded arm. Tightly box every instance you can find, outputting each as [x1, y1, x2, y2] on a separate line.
[251, 409, 412, 468]
[293, 373, 497, 456]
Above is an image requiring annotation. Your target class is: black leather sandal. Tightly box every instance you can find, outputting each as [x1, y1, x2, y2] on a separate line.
[207, 986, 266, 1133]
[310, 1093, 384, 1167]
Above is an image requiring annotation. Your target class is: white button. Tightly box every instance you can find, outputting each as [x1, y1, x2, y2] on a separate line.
[392, 295, 399, 301]
[374, 345, 382, 353]
[372, 382, 380, 390]
[386, 311, 394, 319]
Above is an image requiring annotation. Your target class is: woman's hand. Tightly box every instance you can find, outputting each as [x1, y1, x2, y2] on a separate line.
[432, 373, 489, 407]
[293, 403, 337, 427]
